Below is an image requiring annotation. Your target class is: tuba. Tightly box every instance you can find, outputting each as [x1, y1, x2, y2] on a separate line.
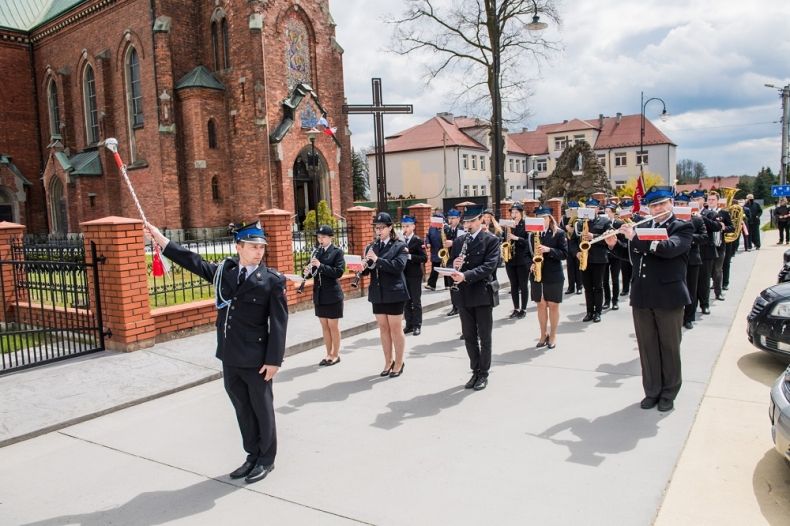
[578, 219, 590, 271]
[532, 231, 543, 282]
[722, 187, 744, 244]
[437, 226, 450, 267]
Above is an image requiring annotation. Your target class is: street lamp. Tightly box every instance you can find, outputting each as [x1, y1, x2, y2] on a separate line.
[306, 127, 321, 220]
[639, 91, 668, 177]
[491, 0, 548, 219]
[528, 169, 538, 199]
[765, 83, 790, 185]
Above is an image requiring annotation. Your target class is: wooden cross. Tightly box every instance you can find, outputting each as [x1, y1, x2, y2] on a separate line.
[343, 78, 413, 212]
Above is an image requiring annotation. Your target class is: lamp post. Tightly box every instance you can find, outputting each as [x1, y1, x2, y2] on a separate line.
[490, 0, 548, 218]
[765, 83, 790, 185]
[306, 127, 321, 219]
[529, 169, 538, 199]
[639, 91, 668, 178]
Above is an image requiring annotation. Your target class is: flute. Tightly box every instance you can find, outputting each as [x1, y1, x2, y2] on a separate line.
[586, 209, 672, 246]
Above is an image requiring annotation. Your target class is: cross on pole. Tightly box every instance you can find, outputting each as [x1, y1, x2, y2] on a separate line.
[343, 78, 413, 212]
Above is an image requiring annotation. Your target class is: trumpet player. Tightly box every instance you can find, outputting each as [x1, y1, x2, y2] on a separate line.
[575, 198, 611, 323]
[529, 207, 567, 349]
[311, 225, 346, 367]
[505, 203, 530, 319]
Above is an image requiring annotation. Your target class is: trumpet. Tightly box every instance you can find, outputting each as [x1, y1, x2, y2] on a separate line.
[532, 232, 543, 282]
[296, 245, 320, 294]
[437, 226, 450, 267]
[350, 239, 377, 288]
[578, 219, 590, 271]
[585, 209, 672, 246]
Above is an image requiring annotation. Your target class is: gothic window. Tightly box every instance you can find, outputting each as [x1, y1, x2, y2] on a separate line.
[126, 47, 144, 128]
[211, 175, 220, 201]
[83, 65, 99, 144]
[47, 79, 61, 137]
[211, 21, 220, 70]
[208, 119, 217, 149]
[221, 18, 230, 69]
[284, 16, 312, 90]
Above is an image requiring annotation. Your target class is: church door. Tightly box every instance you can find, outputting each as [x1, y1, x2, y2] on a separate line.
[292, 148, 326, 228]
[48, 177, 68, 234]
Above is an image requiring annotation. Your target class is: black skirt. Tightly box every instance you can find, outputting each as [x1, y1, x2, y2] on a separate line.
[315, 301, 343, 319]
[372, 301, 405, 315]
[531, 280, 564, 304]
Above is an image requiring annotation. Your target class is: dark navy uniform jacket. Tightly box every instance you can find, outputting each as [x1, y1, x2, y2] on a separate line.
[449, 229, 500, 308]
[573, 216, 612, 265]
[362, 239, 410, 304]
[505, 219, 530, 267]
[163, 242, 288, 369]
[403, 235, 427, 279]
[312, 244, 346, 305]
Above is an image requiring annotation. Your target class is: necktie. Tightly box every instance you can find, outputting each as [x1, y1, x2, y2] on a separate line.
[238, 267, 247, 286]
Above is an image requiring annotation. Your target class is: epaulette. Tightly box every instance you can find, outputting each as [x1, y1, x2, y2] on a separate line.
[267, 268, 282, 277]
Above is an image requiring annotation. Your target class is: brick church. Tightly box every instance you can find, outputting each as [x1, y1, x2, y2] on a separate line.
[0, 0, 352, 234]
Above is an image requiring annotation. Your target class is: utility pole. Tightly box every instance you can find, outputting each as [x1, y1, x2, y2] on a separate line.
[766, 83, 790, 185]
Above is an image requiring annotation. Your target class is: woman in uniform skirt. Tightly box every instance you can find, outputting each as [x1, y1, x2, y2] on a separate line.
[529, 207, 568, 349]
[309, 225, 346, 366]
[361, 212, 410, 377]
[505, 203, 530, 318]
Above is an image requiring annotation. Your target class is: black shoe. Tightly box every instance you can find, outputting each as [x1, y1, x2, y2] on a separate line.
[464, 373, 479, 389]
[547, 340, 556, 349]
[459, 334, 465, 340]
[413, 327, 421, 336]
[473, 376, 488, 391]
[592, 313, 601, 323]
[640, 397, 658, 409]
[582, 313, 594, 322]
[326, 357, 341, 366]
[244, 463, 274, 484]
[536, 337, 548, 348]
[722, 285, 729, 291]
[403, 326, 414, 334]
[602, 302, 610, 310]
[446, 308, 458, 316]
[229, 460, 256, 479]
[565, 289, 575, 295]
[620, 290, 629, 296]
[516, 309, 526, 319]
[380, 360, 395, 377]
[576, 289, 583, 295]
[701, 307, 711, 315]
[716, 295, 725, 301]
[657, 398, 674, 412]
[683, 321, 694, 330]
[318, 358, 329, 366]
[611, 303, 619, 311]
[389, 363, 405, 378]
[509, 309, 520, 319]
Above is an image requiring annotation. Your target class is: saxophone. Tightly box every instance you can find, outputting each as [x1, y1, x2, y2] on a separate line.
[501, 226, 513, 263]
[532, 232, 543, 282]
[578, 219, 590, 271]
[437, 226, 450, 266]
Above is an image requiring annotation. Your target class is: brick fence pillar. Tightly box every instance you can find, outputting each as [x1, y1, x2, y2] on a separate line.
[259, 209, 294, 274]
[81, 217, 156, 352]
[547, 198, 563, 224]
[0, 222, 25, 322]
[346, 206, 376, 257]
[592, 191, 607, 203]
[408, 203, 433, 240]
[499, 200, 513, 219]
[522, 199, 540, 216]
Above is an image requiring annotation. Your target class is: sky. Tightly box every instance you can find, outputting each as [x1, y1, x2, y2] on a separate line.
[331, 0, 790, 178]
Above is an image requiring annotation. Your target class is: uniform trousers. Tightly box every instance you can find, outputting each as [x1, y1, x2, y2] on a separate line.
[621, 261, 632, 294]
[723, 242, 736, 288]
[603, 258, 621, 304]
[581, 263, 606, 314]
[458, 305, 493, 377]
[566, 251, 583, 292]
[749, 221, 761, 248]
[684, 265, 701, 323]
[505, 264, 530, 310]
[404, 275, 423, 328]
[698, 259, 714, 309]
[712, 247, 725, 296]
[778, 221, 790, 243]
[632, 306, 683, 401]
[223, 364, 277, 465]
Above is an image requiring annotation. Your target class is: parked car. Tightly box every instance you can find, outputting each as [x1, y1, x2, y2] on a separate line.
[747, 282, 790, 361]
[769, 366, 790, 463]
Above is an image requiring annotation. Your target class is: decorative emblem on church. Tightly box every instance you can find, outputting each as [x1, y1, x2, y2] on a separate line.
[284, 16, 312, 90]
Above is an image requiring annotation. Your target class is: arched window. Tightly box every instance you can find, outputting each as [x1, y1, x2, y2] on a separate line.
[211, 21, 220, 70]
[207, 119, 217, 149]
[47, 79, 61, 137]
[221, 18, 230, 69]
[211, 176, 220, 202]
[83, 65, 99, 144]
[126, 47, 144, 127]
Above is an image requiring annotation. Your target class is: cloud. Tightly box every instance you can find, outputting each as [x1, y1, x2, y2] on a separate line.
[332, 0, 790, 177]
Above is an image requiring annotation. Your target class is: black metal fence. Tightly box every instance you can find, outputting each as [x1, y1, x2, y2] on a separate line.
[0, 240, 105, 374]
[293, 224, 350, 273]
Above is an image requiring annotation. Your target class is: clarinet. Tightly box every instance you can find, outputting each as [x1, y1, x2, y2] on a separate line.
[450, 234, 471, 291]
[296, 245, 320, 294]
[351, 239, 377, 288]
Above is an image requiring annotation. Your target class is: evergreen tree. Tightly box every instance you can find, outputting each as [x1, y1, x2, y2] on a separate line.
[351, 148, 370, 201]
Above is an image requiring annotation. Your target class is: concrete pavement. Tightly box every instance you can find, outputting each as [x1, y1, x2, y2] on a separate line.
[0, 243, 758, 524]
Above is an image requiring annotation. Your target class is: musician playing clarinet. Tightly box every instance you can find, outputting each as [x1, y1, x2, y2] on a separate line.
[311, 225, 346, 367]
[449, 211, 500, 391]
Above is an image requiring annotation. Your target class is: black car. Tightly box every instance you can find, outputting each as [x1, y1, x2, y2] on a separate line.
[747, 282, 790, 361]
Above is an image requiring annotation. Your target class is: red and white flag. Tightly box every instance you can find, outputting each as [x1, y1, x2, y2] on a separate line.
[430, 216, 445, 228]
[673, 207, 692, 221]
[633, 175, 645, 214]
[635, 228, 668, 241]
[524, 217, 546, 232]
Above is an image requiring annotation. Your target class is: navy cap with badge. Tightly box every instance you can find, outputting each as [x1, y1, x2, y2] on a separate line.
[644, 186, 675, 205]
[586, 198, 600, 208]
[372, 211, 394, 225]
[605, 203, 618, 211]
[316, 224, 334, 236]
[447, 209, 462, 218]
[232, 222, 267, 244]
[511, 202, 524, 211]
[401, 215, 416, 225]
[621, 198, 634, 208]
[674, 193, 691, 203]
[534, 207, 553, 216]
[567, 200, 580, 208]
[462, 210, 482, 222]
[689, 189, 705, 199]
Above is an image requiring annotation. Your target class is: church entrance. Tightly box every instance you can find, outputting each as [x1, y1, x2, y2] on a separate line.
[48, 177, 68, 234]
[292, 146, 326, 228]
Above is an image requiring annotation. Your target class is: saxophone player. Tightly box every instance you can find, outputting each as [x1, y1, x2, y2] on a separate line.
[505, 203, 530, 319]
[575, 198, 611, 322]
[562, 201, 583, 295]
[425, 211, 447, 291]
[444, 209, 465, 316]
[705, 191, 734, 301]
[449, 211, 500, 391]
[529, 207, 567, 349]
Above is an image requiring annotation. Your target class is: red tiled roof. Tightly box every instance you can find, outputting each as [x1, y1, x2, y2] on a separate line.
[509, 129, 550, 156]
[550, 118, 597, 133]
[382, 117, 487, 153]
[593, 114, 675, 149]
[506, 135, 526, 155]
[454, 117, 489, 129]
[676, 176, 740, 193]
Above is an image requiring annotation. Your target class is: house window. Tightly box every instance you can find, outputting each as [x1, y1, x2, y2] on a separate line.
[615, 153, 627, 167]
[536, 159, 547, 172]
[597, 154, 606, 168]
[472, 156, 477, 170]
[83, 65, 99, 145]
[211, 21, 220, 70]
[47, 79, 60, 136]
[221, 18, 230, 69]
[554, 136, 568, 151]
[473, 185, 479, 197]
[481, 185, 487, 196]
[463, 185, 470, 196]
[509, 185, 514, 194]
[211, 176, 220, 201]
[208, 119, 218, 149]
[462, 154, 469, 169]
[480, 155, 485, 170]
[509, 159, 514, 172]
[636, 150, 648, 166]
[574, 134, 585, 145]
[126, 47, 144, 128]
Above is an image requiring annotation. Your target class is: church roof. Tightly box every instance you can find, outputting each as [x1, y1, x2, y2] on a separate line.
[0, 154, 32, 185]
[175, 66, 225, 91]
[0, 0, 85, 31]
[54, 149, 102, 176]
